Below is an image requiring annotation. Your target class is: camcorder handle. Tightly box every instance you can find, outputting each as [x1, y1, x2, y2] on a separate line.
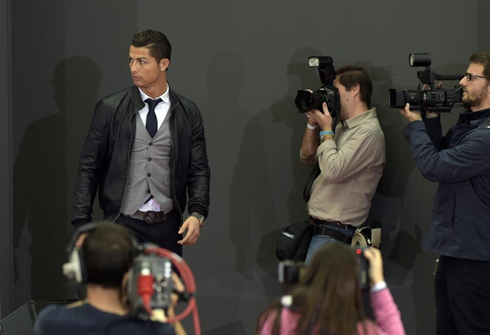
[418, 69, 463, 89]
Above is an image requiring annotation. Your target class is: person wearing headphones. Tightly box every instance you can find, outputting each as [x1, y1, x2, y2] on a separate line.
[34, 223, 179, 335]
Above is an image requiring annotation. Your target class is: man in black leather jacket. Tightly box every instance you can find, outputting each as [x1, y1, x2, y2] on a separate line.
[72, 30, 210, 256]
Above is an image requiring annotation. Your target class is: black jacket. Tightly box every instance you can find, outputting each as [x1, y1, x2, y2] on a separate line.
[404, 109, 490, 260]
[72, 86, 210, 228]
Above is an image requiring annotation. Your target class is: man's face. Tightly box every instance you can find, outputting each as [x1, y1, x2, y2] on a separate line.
[333, 79, 351, 117]
[128, 45, 165, 89]
[460, 63, 490, 109]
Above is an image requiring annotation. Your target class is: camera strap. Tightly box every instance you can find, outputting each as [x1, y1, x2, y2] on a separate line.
[303, 163, 320, 202]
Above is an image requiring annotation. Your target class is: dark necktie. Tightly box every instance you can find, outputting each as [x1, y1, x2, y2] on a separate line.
[145, 98, 162, 138]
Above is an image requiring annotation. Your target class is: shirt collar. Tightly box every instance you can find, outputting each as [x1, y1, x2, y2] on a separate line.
[343, 108, 377, 129]
[460, 108, 490, 122]
[138, 83, 170, 104]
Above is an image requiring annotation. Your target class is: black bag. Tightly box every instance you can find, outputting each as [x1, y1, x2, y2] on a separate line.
[276, 221, 313, 261]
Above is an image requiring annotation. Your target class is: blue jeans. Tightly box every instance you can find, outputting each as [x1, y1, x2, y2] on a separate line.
[305, 224, 354, 264]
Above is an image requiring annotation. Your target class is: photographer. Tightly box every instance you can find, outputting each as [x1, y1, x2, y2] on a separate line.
[256, 244, 405, 334]
[34, 223, 179, 335]
[401, 52, 490, 334]
[301, 66, 385, 262]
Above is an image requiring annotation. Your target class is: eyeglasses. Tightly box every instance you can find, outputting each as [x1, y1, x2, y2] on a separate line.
[465, 72, 486, 82]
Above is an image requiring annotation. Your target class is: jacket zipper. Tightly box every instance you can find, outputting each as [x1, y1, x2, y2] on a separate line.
[114, 113, 136, 223]
[169, 103, 183, 224]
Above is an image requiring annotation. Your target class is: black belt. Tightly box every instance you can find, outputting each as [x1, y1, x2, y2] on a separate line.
[310, 217, 354, 244]
[131, 210, 175, 224]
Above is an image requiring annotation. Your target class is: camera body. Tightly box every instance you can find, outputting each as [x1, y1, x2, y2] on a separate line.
[278, 247, 370, 291]
[295, 56, 341, 117]
[389, 88, 462, 112]
[127, 251, 174, 319]
[389, 53, 463, 113]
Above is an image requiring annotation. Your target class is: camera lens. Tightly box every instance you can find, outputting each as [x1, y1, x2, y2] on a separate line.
[301, 94, 313, 109]
[295, 90, 315, 113]
[409, 53, 431, 67]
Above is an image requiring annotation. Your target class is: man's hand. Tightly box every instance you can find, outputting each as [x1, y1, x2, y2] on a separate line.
[177, 216, 200, 245]
[305, 111, 318, 127]
[400, 103, 422, 122]
[168, 273, 187, 335]
[307, 102, 333, 130]
[426, 111, 440, 119]
[171, 273, 185, 306]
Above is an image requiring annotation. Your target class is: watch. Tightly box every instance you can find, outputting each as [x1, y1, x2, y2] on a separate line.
[190, 212, 205, 228]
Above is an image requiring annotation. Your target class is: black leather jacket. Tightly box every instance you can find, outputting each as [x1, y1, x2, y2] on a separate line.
[72, 86, 210, 228]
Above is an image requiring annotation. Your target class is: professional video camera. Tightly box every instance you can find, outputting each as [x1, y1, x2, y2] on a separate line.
[278, 247, 370, 290]
[63, 224, 201, 333]
[127, 249, 174, 319]
[295, 56, 341, 117]
[125, 245, 199, 327]
[389, 53, 463, 113]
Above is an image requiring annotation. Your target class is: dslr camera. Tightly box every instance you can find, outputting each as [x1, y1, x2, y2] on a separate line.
[295, 56, 341, 117]
[389, 53, 463, 113]
[278, 247, 370, 290]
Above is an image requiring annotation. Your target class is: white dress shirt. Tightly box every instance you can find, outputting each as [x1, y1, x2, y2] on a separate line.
[136, 84, 171, 213]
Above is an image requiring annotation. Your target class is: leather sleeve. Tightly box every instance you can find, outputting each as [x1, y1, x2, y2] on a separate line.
[72, 99, 110, 228]
[186, 102, 210, 218]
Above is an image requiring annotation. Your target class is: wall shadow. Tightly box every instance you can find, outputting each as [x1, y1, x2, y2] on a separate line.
[254, 47, 322, 278]
[13, 57, 100, 303]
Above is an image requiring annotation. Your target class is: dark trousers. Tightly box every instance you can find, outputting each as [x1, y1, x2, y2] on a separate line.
[116, 213, 182, 257]
[435, 255, 490, 335]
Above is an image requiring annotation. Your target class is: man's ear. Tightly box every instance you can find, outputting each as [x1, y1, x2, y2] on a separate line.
[159, 58, 170, 72]
[350, 84, 361, 98]
[121, 271, 130, 303]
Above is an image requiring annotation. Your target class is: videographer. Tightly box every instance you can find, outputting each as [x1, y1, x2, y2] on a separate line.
[256, 244, 405, 334]
[301, 66, 385, 263]
[34, 223, 179, 335]
[401, 52, 490, 334]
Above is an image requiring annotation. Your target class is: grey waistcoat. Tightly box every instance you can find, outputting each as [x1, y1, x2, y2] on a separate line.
[120, 112, 173, 215]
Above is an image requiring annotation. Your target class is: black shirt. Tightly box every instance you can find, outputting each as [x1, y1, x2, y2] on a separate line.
[34, 303, 176, 335]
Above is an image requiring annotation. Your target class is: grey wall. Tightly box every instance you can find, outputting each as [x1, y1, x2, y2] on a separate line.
[0, 0, 12, 320]
[4, 0, 490, 334]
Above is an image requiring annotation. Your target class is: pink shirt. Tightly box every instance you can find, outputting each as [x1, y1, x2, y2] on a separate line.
[259, 288, 404, 335]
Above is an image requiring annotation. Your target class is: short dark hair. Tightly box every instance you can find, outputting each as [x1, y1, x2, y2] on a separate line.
[131, 30, 172, 63]
[336, 65, 373, 108]
[82, 223, 134, 288]
[469, 52, 490, 81]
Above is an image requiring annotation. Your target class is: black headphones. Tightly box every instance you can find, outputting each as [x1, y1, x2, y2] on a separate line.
[63, 222, 138, 284]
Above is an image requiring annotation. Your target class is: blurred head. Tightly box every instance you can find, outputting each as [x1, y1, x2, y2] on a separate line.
[459, 52, 490, 111]
[291, 243, 364, 334]
[334, 65, 372, 114]
[129, 30, 171, 89]
[302, 243, 360, 296]
[82, 223, 134, 289]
